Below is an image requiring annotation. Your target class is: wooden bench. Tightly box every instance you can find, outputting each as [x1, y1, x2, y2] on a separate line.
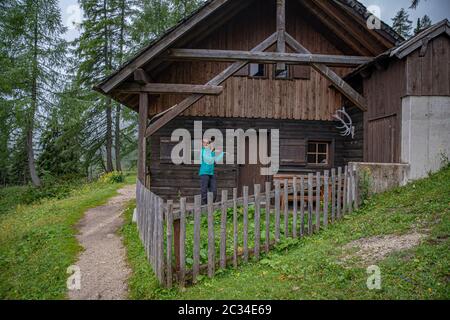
[274, 173, 340, 209]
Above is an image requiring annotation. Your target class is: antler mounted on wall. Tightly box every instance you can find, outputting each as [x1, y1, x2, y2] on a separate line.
[333, 107, 355, 139]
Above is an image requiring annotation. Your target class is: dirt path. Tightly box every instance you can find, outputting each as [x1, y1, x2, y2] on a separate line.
[69, 185, 135, 300]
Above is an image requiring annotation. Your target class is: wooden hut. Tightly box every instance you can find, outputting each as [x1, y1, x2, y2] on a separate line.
[95, 0, 402, 200]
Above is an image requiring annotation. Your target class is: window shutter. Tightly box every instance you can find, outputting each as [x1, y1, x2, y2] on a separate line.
[292, 65, 311, 80]
[234, 65, 249, 77]
[160, 137, 177, 164]
[280, 139, 307, 166]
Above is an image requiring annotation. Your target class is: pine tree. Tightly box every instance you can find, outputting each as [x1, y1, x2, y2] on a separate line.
[1, 0, 67, 186]
[392, 8, 413, 39]
[420, 15, 432, 30]
[76, 0, 139, 173]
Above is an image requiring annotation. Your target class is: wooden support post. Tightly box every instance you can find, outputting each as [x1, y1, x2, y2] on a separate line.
[276, 0, 286, 71]
[138, 93, 148, 185]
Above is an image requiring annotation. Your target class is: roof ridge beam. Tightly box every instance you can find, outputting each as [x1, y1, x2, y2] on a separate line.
[167, 49, 372, 67]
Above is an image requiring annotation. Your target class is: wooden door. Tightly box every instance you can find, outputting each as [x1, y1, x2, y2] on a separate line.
[367, 115, 398, 163]
[238, 136, 270, 196]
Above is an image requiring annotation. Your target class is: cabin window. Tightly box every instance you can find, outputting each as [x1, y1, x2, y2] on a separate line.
[249, 63, 266, 77]
[307, 142, 330, 166]
[274, 65, 290, 79]
[280, 139, 307, 166]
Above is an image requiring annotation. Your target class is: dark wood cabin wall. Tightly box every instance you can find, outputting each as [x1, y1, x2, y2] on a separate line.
[148, 116, 359, 201]
[342, 106, 364, 164]
[362, 58, 406, 163]
[148, 0, 356, 122]
[406, 35, 450, 96]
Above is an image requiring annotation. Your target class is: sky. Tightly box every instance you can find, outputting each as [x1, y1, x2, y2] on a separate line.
[59, 0, 450, 41]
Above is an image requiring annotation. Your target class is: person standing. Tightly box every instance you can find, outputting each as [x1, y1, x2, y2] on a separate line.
[200, 139, 224, 205]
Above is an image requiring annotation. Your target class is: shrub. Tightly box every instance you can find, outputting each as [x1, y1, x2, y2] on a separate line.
[98, 171, 125, 184]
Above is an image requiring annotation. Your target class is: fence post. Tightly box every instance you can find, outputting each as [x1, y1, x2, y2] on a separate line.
[308, 174, 314, 236]
[166, 200, 174, 288]
[207, 192, 215, 278]
[300, 177, 305, 237]
[293, 177, 298, 238]
[243, 186, 249, 263]
[157, 198, 166, 286]
[284, 179, 289, 238]
[179, 198, 186, 288]
[220, 190, 228, 269]
[233, 188, 238, 268]
[343, 165, 348, 216]
[265, 182, 271, 253]
[254, 184, 261, 261]
[323, 170, 329, 229]
[337, 167, 342, 220]
[316, 171, 321, 233]
[193, 195, 201, 284]
[274, 180, 281, 243]
[331, 168, 336, 224]
[354, 165, 360, 210]
[348, 166, 354, 214]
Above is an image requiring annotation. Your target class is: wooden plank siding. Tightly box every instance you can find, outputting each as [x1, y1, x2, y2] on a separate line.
[145, 0, 358, 121]
[149, 117, 362, 201]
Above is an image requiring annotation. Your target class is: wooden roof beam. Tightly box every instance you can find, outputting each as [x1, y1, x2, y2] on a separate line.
[276, 0, 286, 71]
[117, 83, 223, 95]
[145, 32, 279, 137]
[285, 33, 367, 112]
[167, 49, 372, 67]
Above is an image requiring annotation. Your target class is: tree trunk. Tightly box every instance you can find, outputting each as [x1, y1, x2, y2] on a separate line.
[114, 103, 122, 171]
[28, 6, 41, 187]
[114, 0, 126, 172]
[106, 97, 114, 172]
[103, 0, 113, 172]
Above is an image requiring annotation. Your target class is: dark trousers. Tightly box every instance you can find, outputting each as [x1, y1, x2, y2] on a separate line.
[200, 175, 217, 205]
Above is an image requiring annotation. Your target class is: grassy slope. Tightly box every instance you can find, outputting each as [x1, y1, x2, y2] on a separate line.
[121, 167, 450, 300]
[0, 175, 136, 299]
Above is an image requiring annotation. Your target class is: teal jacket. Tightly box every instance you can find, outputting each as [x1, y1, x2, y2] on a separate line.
[199, 147, 224, 176]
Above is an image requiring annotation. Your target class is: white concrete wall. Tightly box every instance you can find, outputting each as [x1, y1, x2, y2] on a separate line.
[401, 96, 450, 180]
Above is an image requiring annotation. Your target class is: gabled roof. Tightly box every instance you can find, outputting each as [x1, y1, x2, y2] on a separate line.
[345, 19, 450, 79]
[390, 19, 450, 59]
[95, 0, 401, 95]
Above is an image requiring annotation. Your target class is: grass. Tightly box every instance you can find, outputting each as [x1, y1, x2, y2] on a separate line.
[121, 167, 450, 300]
[0, 173, 136, 300]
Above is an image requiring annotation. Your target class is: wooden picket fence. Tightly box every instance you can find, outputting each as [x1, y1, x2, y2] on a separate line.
[135, 166, 359, 288]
